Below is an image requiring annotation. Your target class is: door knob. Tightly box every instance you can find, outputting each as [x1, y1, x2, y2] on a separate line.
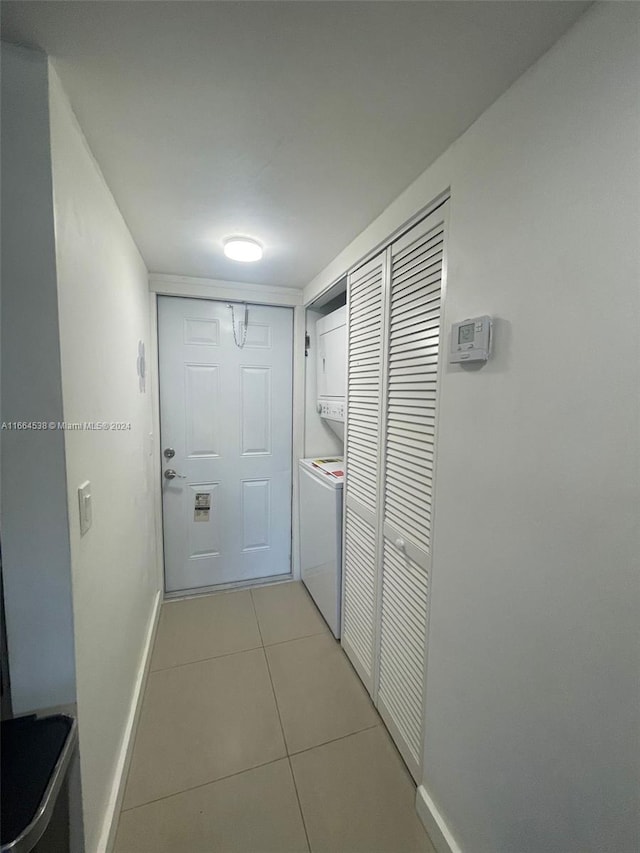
[395, 538, 406, 551]
[164, 469, 186, 480]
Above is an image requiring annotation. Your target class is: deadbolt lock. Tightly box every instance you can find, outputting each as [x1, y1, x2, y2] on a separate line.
[163, 447, 175, 459]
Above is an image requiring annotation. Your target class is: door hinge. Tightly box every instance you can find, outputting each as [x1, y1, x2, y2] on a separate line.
[305, 333, 310, 357]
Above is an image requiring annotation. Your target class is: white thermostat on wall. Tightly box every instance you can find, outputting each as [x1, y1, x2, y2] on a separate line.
[449, 315, 492, 363]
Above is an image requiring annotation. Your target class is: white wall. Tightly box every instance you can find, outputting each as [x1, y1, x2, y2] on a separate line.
[0, 44, 77, 714]
[307, 5, 640, 852]
[48, 68, 161, 853]
[424, 6, 640, 851]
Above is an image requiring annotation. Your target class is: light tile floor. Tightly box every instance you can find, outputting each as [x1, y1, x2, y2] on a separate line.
[115, 581, 435, 853]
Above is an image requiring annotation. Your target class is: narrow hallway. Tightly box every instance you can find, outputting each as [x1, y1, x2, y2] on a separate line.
[114, 582, 434, 852]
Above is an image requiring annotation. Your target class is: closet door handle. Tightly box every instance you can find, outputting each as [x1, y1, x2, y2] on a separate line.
[395, 538, 405, 551]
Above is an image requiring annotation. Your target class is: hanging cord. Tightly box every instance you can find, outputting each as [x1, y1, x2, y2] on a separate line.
[228, 302, 249, 349]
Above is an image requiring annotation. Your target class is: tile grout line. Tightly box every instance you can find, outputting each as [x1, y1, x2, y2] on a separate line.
[262, 628, 330, 650]
[249, 587, 265, 647]
[120, 754, 290, 814]
[260, 643, 290, 755]
[249, 590, 292, 760]
[287, 755, 313, 853]
[252, 589, 313, 853]
[264, 656, 314, 853]
[286, 723, 385, 853]
[288, 722, 381, 759]
[150, 642, 264, 673]
[153, 586, 315, 672]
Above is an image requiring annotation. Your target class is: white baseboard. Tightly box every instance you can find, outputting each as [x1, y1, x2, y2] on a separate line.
[416, 785, 462, 853]
[95, 589, 162, 853]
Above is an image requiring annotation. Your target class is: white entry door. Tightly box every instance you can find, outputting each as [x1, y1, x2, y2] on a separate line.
[158, 296, 293, 593]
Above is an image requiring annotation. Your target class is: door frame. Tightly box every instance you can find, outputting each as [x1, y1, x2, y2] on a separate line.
[148, 274, 305, 599]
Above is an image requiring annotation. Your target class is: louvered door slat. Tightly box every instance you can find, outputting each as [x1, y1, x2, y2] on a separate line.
[390, 318, 440, 339]
[392, 251, 443, 288]
[388, 380, 438, 393]
[385, 214, 443, 556]
[377, 539, 429, 776]
[385, 462, 434, 490]
[392, 244, 444, 280]
[386, 419, 434, 438]
[349, 289, 381, 310]
[392, 272, 442, 301]
[342, 252, 387, 694]
[391, 326, 439, 346]
[386, 463, 434, 491]
[347, 435, 379, 455]
[348, 423, 380, 442]
[387, 430, 436, 452]
[391, 231, 443, 273]
[385, 478, 432, 512]
[392, 289, 440, 313]
[392, 256, 444, 292]
[350, 267, 380, 291]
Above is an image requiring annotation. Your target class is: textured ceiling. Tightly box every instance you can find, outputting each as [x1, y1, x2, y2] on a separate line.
[2, 1, 590, 287]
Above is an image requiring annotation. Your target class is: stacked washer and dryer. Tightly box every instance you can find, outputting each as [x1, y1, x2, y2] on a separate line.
[299, 306, 346, 638]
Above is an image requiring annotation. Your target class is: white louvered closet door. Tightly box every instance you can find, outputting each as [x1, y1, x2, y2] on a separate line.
[342, 251, 388, 694]
[377, 205, 447, 781]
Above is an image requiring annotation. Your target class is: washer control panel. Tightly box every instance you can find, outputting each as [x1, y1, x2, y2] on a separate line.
[317, 400, 345, 422]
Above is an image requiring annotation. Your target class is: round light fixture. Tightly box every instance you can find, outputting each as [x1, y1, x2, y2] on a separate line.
[223, 237, 263, 263]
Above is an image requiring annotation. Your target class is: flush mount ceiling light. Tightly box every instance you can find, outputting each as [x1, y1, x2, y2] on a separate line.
[223, 237, 263, 262]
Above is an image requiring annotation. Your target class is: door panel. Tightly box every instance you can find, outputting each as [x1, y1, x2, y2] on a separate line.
[158, 296, 293, 593]
[240, 367, 271, 454]
[241, 479, 271, 550]
[185, 364, 220, 456]
[376, 206, 446, 781]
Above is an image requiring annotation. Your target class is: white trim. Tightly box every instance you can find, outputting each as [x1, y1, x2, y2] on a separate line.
[148, 292, 165, 593]
[152, 294, 302, 593]
[420, 201, 450, 780]
[149, 273, 303, 306]
[163, 572, 292, 600]
[416, 785, 463, 853]
[291, 304, 306, 580]
[341, 634, 373, 696]
[96, 590, 162, 853]
[372, 246, 391, 707]
[303, 181, 451, 306]
[378, 695, 420, 783]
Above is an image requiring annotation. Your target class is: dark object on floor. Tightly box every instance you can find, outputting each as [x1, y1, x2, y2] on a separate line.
[1, 714, 77, 852]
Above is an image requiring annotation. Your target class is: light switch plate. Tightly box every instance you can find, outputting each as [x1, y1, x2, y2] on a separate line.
[78, 481, 92, 536]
